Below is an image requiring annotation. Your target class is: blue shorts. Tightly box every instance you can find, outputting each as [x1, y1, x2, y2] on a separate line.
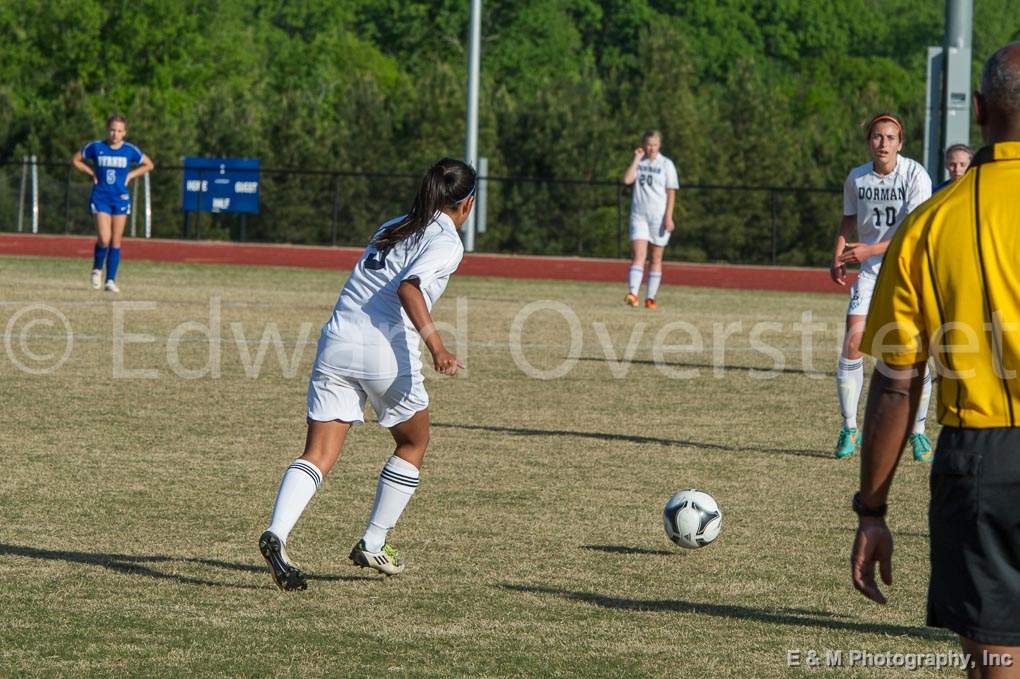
[90, 192, 131, 216]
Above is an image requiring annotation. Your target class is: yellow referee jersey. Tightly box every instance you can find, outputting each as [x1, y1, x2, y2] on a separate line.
[861, 142, 1020, 428]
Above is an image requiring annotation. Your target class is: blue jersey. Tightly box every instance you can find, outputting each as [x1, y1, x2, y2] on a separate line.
[81, 140, 144, 197]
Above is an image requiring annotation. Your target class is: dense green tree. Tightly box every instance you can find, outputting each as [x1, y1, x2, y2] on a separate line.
[3, 0, 1019, 264]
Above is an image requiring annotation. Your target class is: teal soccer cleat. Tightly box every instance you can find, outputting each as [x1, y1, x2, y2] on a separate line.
[909, 432, 933, 462]
[834, 426, 860, 459]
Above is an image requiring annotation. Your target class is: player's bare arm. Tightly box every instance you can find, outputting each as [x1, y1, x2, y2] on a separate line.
[830, 214, 857, 285]
[662, 189, 676, 232]
[622, 147, 644, 185]
[840, 240, 889, 265]
[398, 278, 463, 376]
[850, 362, 924, 604]
[126, 153, 155, 185]
[71, 150, 97, 184]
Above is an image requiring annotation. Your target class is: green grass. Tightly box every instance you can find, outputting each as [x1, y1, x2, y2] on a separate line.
[1, 256, 951, 677]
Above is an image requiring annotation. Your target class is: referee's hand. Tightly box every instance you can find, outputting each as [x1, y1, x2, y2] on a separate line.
[432, 349, 464, 376]
[851, 517, 893, 604]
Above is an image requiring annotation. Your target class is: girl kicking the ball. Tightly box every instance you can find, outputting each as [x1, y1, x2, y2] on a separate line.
[259, 157, 474, 590]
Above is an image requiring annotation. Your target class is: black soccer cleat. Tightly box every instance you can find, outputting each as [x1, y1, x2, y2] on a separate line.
[259, 530, 308, 591]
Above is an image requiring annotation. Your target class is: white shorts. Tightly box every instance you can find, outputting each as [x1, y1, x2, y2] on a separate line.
[848, 270, 878, 316]
[306, 370, 429, 428]
[629, 214, 671, 247]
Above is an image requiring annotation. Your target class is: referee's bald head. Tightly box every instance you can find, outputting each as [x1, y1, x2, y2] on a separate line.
[981, 43, 1020, 118]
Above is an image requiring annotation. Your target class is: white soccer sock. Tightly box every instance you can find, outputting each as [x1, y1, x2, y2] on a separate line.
[266, 458, 323, 544]
[362, 455, 420, 552]
[628, 266, 644, 296]
[837, 356, 865, 429]
[647, 271, 662, 300]
[914, 368, 933, 434]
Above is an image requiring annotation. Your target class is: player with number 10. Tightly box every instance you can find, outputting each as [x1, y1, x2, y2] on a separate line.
[830, 113, 933, 461]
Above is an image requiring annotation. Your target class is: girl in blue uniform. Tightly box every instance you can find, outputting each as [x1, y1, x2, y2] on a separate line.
[72, 115, 154, 292]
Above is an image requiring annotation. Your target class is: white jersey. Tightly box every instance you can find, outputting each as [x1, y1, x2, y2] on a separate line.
[315, 212, 464, 379]
[842, 155, 931, 275]
[630, 154, 679, 219]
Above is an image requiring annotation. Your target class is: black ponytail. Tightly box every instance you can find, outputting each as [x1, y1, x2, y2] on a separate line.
[373, 158, 476, 249]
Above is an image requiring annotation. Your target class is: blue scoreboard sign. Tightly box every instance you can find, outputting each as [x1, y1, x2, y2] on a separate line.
[182, 157, 260, 213]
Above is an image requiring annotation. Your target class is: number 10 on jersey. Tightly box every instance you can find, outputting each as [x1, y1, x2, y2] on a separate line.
[872, 206, 897, 227]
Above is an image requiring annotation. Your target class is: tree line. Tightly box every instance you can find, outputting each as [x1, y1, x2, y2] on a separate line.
[1, 0, 1018, 264]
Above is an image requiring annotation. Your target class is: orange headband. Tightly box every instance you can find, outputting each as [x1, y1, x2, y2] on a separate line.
[867, 114, 903, 139]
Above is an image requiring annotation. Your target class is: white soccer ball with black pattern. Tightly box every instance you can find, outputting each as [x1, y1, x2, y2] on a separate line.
[663, 489, 722, 549]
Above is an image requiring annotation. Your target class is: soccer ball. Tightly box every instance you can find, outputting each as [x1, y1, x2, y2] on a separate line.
[663, 489, 722, 549]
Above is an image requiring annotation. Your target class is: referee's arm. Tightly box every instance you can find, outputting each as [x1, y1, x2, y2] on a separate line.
[849, 212, 930, 603]
[858, 362, 926, 509]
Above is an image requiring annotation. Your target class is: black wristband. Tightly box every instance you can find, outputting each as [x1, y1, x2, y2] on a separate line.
[852, 491, 888, 518]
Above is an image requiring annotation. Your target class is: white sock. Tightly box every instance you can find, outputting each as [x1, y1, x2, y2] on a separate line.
[266, 458, 323, 544]
[837, 356, 865, 429]
[647, 271, 662, 300]
[362, 456, 420, 552]
[628, 266, 644, 296]
[914, 368, 933, 434]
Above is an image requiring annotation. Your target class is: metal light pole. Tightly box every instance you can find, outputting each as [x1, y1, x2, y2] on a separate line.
[30, 155, 38, 234]
[942, 0, 972, 155]
[463, 0, 481, 252]
[924, 0, 973, 181]
[144, 172, 152, 238]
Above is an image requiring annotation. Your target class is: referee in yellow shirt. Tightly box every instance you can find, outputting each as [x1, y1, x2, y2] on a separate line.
[851, 44, 1020, 676]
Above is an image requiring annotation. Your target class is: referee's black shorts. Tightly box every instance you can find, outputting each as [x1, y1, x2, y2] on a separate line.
[928, 426, 1020, 644]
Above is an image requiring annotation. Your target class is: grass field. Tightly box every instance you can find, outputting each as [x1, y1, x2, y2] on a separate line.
[1, 256, 953, 677]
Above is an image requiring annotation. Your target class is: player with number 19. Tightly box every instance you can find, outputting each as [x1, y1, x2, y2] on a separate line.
[259, 158, 473, 590]
[830, 113, 933, 461]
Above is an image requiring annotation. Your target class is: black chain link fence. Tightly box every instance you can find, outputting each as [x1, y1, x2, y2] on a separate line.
[0, 159, 841, 266]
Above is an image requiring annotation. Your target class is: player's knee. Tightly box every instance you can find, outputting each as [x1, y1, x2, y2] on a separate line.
[300, 449, 337, 476]
[396, 439, 428, 462]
